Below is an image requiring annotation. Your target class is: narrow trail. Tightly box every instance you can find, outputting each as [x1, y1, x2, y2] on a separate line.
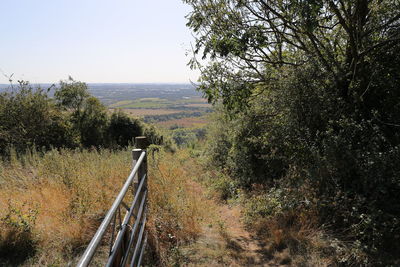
[182, 181, 290, 267]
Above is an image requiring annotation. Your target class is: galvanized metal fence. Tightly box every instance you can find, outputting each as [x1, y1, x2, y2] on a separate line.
[77, 137, 149, 267]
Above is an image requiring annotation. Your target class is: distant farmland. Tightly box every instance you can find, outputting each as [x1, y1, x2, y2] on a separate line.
[156, 116, 209, 128]
[109, 108, 185, 116]
[104, 88, 212, 129]
[108, 97, 209, 109]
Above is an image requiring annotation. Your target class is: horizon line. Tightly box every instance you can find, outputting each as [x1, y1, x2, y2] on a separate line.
[0, 81, 198, 85]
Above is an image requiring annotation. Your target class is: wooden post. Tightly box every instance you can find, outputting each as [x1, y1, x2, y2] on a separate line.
[126, 137, 147, 266]
[135, 136, 147, 184]
[135, 136, 148, 150]
[134, 136, 148, 193]
[132, 136, 148, 192]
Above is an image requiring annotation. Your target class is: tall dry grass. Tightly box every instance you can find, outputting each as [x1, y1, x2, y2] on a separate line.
[0, 148, 132, 265]
[242, 189, 364, 266]
[0, 148, 206, 266]
[146, 149, 210, 265]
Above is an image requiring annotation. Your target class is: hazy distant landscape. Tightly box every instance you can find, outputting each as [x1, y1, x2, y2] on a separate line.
[89, 83, 212, 128]
[0, 82, 212, 128]
[1, 83, 202, 104]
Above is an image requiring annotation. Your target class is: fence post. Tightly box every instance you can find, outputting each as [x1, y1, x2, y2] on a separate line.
[135, 136, 148, 191]
[132, 136, 148, 223]
[134, 136, 148, 267]
[132, 149, 142, 195]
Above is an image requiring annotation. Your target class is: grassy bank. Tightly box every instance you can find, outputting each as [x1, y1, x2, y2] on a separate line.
[146, 149, 211, 265]
[0, 149, 132, 265]
[0, 148, 205, 266]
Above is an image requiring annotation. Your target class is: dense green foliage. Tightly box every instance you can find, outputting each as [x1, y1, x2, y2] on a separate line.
[0, 78, 167, 157]
[185, 0, 400, 264]
[169, 126, 206, 147]
[0, 81, 79, 156]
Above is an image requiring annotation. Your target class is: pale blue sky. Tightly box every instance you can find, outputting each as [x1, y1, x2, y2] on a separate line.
[0, 0, 199, 83]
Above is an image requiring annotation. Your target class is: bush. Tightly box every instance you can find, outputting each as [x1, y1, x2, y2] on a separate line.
[0, 81, 79, 157]
[108, 110, 142, 147]
[0, 78, 171, 157]
[0, 201, 38, 265]
[205, 59, 400, 264]
[205, 173, 238, 201]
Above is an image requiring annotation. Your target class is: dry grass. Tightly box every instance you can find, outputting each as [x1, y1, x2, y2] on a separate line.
[146, 149, 211, 266]
[245, 203, 349, 266]
[3, 146, 344, 266]
[0, 148, 207, 266]
[196, 170, 351, 266]
[0, 149, 132, 265]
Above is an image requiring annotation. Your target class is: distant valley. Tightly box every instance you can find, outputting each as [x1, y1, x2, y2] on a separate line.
[0, 82, 211, 129]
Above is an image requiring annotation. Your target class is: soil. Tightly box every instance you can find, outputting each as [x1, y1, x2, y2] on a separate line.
[181, 181, 291, 267]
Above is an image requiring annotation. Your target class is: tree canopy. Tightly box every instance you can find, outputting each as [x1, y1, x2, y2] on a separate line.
[0, 79, 168, 157]
[185, 0, 400, 109]
[185, 0, 400, 263]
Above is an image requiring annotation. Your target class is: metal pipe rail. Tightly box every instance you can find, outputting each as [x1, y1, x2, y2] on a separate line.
[77, 137, 149, 267]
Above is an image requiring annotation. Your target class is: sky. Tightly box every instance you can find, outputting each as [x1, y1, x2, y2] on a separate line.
[0, 0, 200, 83]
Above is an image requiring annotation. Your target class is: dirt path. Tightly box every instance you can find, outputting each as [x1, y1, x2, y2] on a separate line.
[181, 181, 290, 266]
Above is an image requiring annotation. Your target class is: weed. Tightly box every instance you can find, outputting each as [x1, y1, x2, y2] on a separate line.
[0, 201, 38, 265]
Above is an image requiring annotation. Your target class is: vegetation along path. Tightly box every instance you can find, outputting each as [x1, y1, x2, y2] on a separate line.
[181, 180, 290, 266]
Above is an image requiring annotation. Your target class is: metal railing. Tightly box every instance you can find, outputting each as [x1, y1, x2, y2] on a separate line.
[77, 137, 149, 267]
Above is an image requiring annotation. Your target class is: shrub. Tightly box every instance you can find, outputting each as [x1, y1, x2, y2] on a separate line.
[0, 201, 38, 265]
[205, 60, 400, 264]
[0, 81, 79, 158]
[0, 78, 171, 157]
[108, 110, 142, 147]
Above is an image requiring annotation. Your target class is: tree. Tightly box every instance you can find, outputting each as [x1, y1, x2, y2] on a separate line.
[0, 81, 78, 156]
[108, 110, 142, 147]
[55, 78, 109, 148]
[185, 0, 400, 261]
[185, 0, 400, 110]
[55, 76, 89, 114]
[79, 97, 109, 147]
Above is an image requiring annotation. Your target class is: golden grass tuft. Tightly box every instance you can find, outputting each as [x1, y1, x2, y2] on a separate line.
[146, 149, 210, 265]
[0, 148, 132, 265]
[248, 207, 344, 266]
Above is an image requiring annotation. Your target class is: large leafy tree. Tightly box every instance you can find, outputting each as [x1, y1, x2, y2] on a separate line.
[55, 78, 110, 148]
[185, 1, 400, 261]
[185, 0, 400, 110]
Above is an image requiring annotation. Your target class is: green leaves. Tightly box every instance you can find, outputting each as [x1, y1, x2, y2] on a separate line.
[0, 78, 167, 157]
[55, 76, 89, 113]
[185, 0, 400, 110]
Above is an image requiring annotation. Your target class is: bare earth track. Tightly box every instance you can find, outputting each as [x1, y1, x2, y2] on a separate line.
[182, 182, 290, 266]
